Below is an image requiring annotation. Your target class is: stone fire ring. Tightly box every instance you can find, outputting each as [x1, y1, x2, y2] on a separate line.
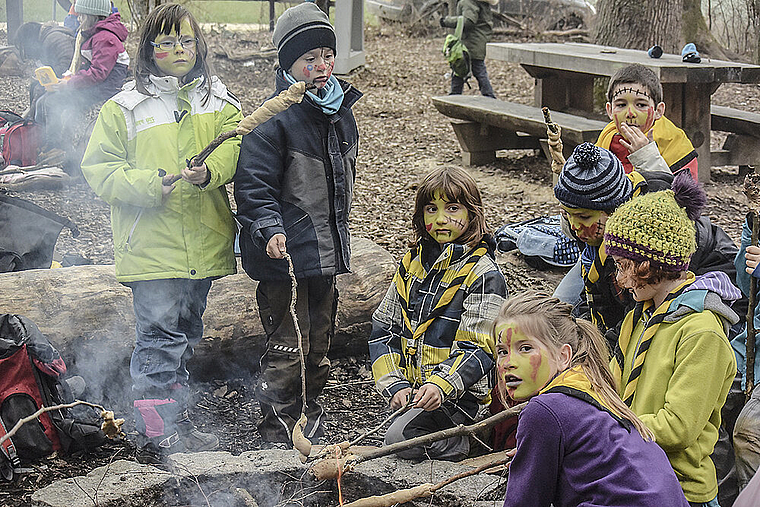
[31, 450, 507, 507]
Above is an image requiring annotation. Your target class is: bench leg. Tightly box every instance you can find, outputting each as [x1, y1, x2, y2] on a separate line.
[449, 120, 540, 166]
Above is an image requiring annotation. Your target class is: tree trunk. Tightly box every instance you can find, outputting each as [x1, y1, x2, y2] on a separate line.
[0, 237, 395, 403]
[682, 0, 731, 59]
[594, 0, 682, 53]
[594, 0, 729, 58]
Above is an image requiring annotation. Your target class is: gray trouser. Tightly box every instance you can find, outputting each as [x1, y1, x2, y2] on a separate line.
[384, 404, 470, 461]
[734, 386, 760, 491]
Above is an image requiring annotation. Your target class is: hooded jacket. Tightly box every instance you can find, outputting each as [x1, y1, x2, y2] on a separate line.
[505, 367, 689, 507]
[234, 69, 362, 282]
[611, 272, 739, 503]
[81, 75, 242, 282]
[369, 238, 507, 420]
[441, 0, 495, 60]
[67, 12, 129, 89]
[38, 23, 76, 76]
[576, 170, 744, 340]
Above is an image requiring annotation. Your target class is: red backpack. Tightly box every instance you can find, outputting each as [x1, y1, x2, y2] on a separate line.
[0, 111, 40, 168]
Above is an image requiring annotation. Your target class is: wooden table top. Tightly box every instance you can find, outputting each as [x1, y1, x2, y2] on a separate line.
[487, 42, 760, 84]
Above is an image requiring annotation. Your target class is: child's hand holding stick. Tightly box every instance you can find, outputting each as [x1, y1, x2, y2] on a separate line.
[161, 81, 311, 186]
[542, 107, 565, 174]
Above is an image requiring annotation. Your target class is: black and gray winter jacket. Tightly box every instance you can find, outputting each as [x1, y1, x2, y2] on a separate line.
[234, 69, 362, 281]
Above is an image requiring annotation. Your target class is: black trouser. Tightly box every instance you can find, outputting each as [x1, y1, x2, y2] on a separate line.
[255, 276, 337, 443]
[450, 59, 495, 98]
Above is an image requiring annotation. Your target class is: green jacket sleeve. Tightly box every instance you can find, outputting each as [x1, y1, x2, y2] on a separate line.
[201, 101, 243, 191]
[639, 329, 735, 451]
[459, 0, 479, 31]
[81, 100, 163, 208]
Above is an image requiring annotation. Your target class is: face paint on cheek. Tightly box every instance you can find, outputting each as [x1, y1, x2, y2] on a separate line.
[425, 223, 432, 231]
[577, 221, 598, 237]
[302, 66, 311, 78]
[155, 51, 169, 59]
[325, 61, 334, 78]
[641, 106, 655, 132]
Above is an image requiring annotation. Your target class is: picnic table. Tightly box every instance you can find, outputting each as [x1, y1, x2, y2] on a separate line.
[485, 41, 760, 182]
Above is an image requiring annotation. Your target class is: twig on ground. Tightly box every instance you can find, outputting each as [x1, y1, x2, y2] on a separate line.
[0, 401, 123, 447]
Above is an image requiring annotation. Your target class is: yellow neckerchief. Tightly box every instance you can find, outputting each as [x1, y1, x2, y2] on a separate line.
[612, 273, 695, 406]
[580, 172, 646, 329]
[393, 240, 489, 362]
[540, 365, 631, 429]
[597, 115, 697, 171]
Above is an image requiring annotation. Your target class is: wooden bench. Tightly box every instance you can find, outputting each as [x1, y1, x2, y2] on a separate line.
[432, 95, 608, 166]
[711, 105, 760, 172]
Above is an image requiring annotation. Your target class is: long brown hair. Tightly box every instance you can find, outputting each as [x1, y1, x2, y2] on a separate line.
[491, 291, 654, 441]
[411, 166, 488, 248]
[134, 3, 211, 104]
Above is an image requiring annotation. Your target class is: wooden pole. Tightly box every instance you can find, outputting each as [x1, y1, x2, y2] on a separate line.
[6, 0, 23, 44]
[748, 210, 758, 398]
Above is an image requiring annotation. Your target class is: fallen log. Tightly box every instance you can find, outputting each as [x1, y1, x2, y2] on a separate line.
[0, 237, 395, 397]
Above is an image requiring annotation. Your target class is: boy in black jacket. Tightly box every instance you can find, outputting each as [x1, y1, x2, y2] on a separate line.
[234, 2, 362, 446]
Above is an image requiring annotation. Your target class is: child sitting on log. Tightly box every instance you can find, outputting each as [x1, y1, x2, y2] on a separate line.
[495, 292, 688, 506]
[597, 64, 698, 180]
[35, 0, 129, 167]
[605, 173, 739, 505]
[369, 166, 507, 461]
[81, 3, 242, 464]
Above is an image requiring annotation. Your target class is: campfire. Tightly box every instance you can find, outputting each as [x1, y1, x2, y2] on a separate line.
[30, 449, 509, 507]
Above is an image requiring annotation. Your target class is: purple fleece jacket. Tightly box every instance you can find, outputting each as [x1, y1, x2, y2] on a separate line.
[503, 393, 689, 507]
[67, 13, 128, 88]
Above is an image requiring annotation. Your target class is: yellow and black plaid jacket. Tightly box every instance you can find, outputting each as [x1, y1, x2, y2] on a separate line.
[369, 239, 507, 419]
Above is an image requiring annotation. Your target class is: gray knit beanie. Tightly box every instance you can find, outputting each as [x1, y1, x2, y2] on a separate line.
[554, 143, 633, 211]
[74, 0, 111, 17]
[272, 2, 336, 72]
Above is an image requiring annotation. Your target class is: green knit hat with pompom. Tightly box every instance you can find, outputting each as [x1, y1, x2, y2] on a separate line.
[603, 172, 705, 272]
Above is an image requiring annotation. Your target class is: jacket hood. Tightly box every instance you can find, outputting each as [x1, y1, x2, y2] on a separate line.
[39, 22, 74, 41]
[87, 12, 128, 42]
[665, 271, 741, 331]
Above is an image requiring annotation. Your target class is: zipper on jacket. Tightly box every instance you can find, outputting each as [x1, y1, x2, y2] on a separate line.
[630, 311, 651, 372]
[125, 209, 143, 251]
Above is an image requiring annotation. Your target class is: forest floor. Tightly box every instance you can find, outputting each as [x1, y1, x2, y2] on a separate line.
[0, 21, 756, 506]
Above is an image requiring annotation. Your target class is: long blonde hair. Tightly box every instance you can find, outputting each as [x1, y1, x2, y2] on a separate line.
[491, 291, 654, 441]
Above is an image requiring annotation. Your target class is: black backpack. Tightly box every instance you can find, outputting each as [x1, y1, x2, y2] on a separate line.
[0, 193, 79, 273]
[0, 314, 106, 480]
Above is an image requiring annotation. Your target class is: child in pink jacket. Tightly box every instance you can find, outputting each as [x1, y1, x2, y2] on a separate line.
[35, 0, 129, 168]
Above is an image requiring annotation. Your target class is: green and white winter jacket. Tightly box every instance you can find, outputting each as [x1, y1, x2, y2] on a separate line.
[81, 75, 242, 282]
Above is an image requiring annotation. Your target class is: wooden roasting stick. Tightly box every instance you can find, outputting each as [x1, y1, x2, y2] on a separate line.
[0, 401, 124, 448]
[338, 454, 513, 507]
[162, 81, 310, 186]
[310, 401, 526, 480]
[744, 173, 760, 398]
[542, 107, 565, 175]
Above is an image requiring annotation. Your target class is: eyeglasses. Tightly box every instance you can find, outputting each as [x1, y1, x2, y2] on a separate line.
[151, 38, 198, 51]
